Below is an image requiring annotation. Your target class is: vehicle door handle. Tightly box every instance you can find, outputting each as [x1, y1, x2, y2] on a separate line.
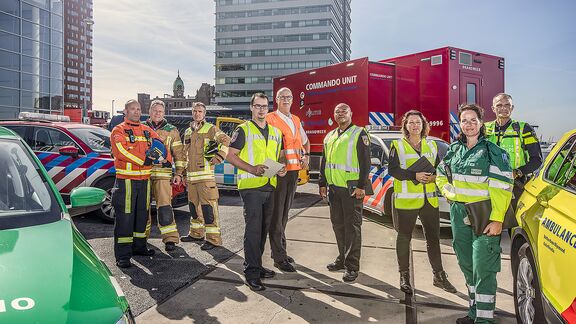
[538, 200, 549, 208]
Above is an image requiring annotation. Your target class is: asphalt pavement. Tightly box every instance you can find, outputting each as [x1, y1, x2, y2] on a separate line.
[73, 183, 321, 316]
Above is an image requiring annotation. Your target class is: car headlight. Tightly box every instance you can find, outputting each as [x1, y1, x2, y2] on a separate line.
[116, 309, 135, 324]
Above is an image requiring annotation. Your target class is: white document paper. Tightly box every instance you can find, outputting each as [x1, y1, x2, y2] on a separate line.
[262, 158, 284, 178]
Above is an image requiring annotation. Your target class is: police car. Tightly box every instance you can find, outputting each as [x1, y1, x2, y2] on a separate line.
[364, 130, 451, 225]
[511, 128, 576, 324]
[0, 113, 187, 222]
[0, 126, 134, 323]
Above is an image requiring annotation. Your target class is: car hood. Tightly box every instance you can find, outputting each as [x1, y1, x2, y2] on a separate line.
[0, 220, 127, 323]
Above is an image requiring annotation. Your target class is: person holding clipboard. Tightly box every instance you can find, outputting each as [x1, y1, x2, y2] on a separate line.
[388, 110, 456, 295]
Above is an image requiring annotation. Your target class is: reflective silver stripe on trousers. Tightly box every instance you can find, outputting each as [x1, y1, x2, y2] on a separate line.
[476, 310, 494, 319]
[476, 294, 496, 303]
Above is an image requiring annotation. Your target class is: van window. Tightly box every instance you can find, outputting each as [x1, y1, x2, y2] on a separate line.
[545, 135, 576, 189]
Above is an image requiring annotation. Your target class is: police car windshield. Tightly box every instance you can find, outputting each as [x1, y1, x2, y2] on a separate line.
[0, 139, 55, 222]
[69, 127, 111, 153]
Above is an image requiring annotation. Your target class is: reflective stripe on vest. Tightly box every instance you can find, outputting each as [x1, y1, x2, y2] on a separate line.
[485, 120, 527, 169]
[392, 138, 439, 209]
[266, 112, 303, 171]
[323, 125, 362, 187]
[237, 122, 282, 190]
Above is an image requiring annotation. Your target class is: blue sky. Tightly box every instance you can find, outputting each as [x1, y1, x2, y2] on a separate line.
[93, 0, 575, 140]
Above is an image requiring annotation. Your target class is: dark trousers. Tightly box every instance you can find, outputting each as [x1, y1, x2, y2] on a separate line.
[328, 185, 363, 271]
[240, 189, 274, 280]
[112, 178, 150, 262]
[395, 199, 443, 273]
[269, 170, 299, 262]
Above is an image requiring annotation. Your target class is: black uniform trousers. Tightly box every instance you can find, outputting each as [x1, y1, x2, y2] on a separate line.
[240, 189, 274, 280]
[328, 185, 363, 271]
[395, 199, 443, 273]
[269, 170, 299, 262]
[112, 178, 150, 262]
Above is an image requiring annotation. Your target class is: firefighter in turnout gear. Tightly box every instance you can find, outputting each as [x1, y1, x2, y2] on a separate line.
[180, 102, 231, 250]
[110, 99, 160, 268]
[485, 93, 542, 210]
[144, 99, 186, 252]
[436, 104, 513, 324]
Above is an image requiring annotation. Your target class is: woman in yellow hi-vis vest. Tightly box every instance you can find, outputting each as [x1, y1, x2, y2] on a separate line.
[389, 110, 456, 295]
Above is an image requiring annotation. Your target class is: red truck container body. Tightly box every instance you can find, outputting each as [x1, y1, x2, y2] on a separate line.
[273, 47, 504, 170]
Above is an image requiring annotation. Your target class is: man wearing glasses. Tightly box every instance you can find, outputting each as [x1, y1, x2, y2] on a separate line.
[226, 92, 287, 291]
[265, 87, 310, 273]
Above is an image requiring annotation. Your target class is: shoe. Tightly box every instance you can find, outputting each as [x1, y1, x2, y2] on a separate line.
[200, 241, 217, 251]
[116, 259, 132, 268]
[456, 315, 475, 324]
[433, 270, 457, 293]
[165, 242, 176, 252]
[326, 262, 345, 272]
[246, 278, 266, 291]
[274, 260, 296, 272]
[260, 267, 276, 279]
[133, 248, 155, 256]
[400, 271, 413, 295]
[343, 270, 358, 282]
[286, 256, 295, 263]
[180, 235, 204, 242]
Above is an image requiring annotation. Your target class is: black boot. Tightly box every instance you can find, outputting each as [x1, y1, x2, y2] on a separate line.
[433, 270, 457, 293]
[399, 271, 413, 295]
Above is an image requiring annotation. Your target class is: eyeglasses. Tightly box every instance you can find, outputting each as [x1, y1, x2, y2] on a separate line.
[276, 95, 293, 101]
[252, 104, 269, 110]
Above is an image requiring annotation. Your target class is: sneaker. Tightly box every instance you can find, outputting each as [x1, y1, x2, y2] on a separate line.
[456, 315, 474, 324]
[180, 235, 204, 242]
[433, 270, 457, 293]
[260, 267, 276, 279]
[343, 270, 358, 282]
[400, 271, 413, 295]
[165, 242, 176, 252]
[326, 262, 345, 272]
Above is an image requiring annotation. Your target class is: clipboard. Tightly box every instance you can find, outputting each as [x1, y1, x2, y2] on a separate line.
[407, 156, 436, 185]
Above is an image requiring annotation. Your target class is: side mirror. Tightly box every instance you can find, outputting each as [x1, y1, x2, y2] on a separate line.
[59, 146, 79, 158]
[67, 187, 106, 217]
[371, 157, 381, 167]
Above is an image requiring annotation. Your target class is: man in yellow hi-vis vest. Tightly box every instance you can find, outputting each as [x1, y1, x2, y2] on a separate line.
[226, 92, 287, 292]
[485, 93, 542, 210]
[319, 103, 370, 283]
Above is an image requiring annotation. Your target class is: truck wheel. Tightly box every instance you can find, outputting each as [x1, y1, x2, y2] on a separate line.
[514, 243, 545, 324]
[93, 178, 115, 223]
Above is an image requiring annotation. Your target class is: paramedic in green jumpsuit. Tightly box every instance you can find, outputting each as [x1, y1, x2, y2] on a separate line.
[436, 104, 513, 324]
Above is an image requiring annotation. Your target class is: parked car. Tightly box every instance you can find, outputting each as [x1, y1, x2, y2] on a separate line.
[0, 126, 134, 323]
[364, 130, 451, 226]
[511, 128, 576, 324]
[0, 112, 187, 222]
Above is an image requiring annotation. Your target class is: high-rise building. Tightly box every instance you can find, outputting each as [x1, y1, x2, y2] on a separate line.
[214, 0, 351, 110]
[63, 0, 92, 122]
[0, 0, 64, 119]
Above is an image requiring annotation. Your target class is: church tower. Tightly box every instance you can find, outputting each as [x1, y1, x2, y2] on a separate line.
[173, 70, 185, 98]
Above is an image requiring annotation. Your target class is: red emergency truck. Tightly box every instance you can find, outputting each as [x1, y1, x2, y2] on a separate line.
[273, 46, 504, 172]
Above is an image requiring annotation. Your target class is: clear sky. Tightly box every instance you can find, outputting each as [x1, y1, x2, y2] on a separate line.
[93, 0, 575, 141]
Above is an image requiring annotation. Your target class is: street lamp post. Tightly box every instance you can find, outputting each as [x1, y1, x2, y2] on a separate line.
[82, 17, 94, 124]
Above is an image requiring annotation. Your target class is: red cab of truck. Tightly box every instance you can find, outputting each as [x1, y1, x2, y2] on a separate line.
[273, 46, 504, 172]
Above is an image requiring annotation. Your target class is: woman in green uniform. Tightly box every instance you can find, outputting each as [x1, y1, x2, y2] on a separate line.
[436, 104, 514, 324]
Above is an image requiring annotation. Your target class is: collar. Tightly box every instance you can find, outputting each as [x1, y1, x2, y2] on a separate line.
[146, 118, 167, 130]
[275, 110, 291, 119]
[124, 118, 141, 127]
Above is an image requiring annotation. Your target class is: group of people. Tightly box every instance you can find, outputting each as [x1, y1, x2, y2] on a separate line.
[382, 93, 541, 324]
[109, 88, 541, 324]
